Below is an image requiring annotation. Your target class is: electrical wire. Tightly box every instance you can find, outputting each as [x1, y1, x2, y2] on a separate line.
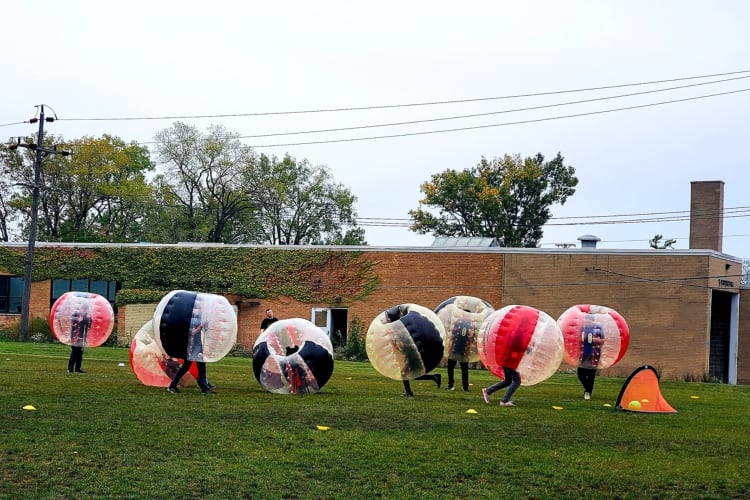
[241, 88, 750, 148]
[53, 69, 750, 122]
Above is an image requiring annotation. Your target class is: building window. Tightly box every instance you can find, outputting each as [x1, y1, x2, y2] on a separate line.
[51, 279, 119, 311]
[0, 276, 24, 314]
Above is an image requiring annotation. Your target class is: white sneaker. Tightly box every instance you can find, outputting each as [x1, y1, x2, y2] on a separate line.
[584, 392, 591, 400]
[500, 401, 514, 407]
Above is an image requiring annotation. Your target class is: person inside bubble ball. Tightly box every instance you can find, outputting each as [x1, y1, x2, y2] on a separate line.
[482, 365, 521, 407]
[578, 316, 605, 400]
[168, 305, 215, 394]
[67, 303, 92, 374]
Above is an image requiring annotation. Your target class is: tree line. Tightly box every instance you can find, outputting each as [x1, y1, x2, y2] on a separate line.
[0, 122, 366, 245]
[1, 121, 580, 247]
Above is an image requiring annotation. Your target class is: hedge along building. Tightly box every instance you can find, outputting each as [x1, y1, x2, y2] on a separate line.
[0, 181, 746, 384]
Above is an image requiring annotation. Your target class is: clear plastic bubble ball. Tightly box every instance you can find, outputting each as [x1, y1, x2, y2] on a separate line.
[478, 304, 564, 386]
[252, 318, 334, 394]
[366, 303, 446, 381]
[129, 320, 198, 387]
[153, 290, 237, 363]
[435, 296, 494, 363]
[557, 304, 630, 369]
[50, 291, 114, 348]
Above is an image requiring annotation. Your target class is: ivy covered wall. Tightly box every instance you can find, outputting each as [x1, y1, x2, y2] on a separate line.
[0, 245, 379, 306]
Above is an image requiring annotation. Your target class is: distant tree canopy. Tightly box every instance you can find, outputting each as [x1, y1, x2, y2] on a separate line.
[409, 153, 578, 247]
[649, 234, 676, 249]
[0, 123, 366, 246]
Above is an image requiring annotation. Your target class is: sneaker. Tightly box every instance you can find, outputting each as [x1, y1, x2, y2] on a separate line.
[482, 388, 490, 404]
[500, 401, 514, 407]
[75, 369, 86, 373]
[463, 387, 471, 393]
[201, 387, 217, 394]
[434, 374, 442, 389]
[445, 385, 455, 391]
[167, 387, 180, 394]
[404, 391, 414, 398]
[584, 392, 591, 400]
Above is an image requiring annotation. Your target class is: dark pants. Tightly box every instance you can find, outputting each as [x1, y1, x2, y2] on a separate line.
[169, 360, 209, 390]
[486, 366, 521, 402]
[577, 367, 597, 394]
[68, 346, 84, 372]
[402, 373, 440, 395]
[446, 359, 469, 390]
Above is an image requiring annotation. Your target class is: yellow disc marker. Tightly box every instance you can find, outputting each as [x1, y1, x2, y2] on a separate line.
[22, 405, 36, 411]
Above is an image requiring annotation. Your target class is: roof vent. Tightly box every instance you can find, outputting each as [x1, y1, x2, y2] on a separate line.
[577, 234, 601, 248]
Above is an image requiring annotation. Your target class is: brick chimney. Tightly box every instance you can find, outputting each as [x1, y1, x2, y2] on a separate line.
[689, 180, 724, 252]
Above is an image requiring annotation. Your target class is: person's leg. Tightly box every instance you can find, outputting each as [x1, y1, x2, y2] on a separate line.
[501, 368, 521, 404]
[446, 358, 456, 390]
[460, 362, 470, 391]
[168, 360, 193, 392]
[577, 367, 595, 397]
[415, 373, 441, 388]
[403, 380, 413, 397]
[72, 346, 84, 372]
[483, 376, 510, 403]
[67, 347, 75, 373]
[196, 362, 215, 393]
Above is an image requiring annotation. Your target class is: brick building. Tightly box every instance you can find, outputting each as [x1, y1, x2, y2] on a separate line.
[1, 181, 747, 384]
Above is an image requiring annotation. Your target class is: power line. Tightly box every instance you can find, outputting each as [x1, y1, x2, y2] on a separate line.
[50, 69, 750, 122]
[240, 88, 750, 148]
[218, 75, 750, 140]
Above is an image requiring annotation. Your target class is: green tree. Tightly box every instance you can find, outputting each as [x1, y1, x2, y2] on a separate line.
[5, 134, 154, 242]
[244, 154, 366, 245]
[409, 153, 577, 247]
[152, 122, 257, 243]
[649, 234, 676, 249]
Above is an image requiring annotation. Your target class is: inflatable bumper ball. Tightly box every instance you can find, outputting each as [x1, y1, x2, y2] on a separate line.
[435, 296, 494, 363]
[478, 305, 564, 386]
[557, 304, 630, 370]
[153, 290, 237, 362]
[130, 320, 199, 387]
[366, 304, 446, 380]
[252, 318, 335, 394]
[50, 291, 115, 347]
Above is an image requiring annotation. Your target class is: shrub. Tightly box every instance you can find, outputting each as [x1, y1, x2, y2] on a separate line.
[338, 316, 368, 362]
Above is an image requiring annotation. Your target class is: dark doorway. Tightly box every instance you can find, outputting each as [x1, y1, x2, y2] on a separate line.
[330, 308, 349, 350]
[708, 291, 733, 383]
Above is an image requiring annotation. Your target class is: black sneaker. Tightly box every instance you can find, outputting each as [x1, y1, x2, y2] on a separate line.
[434, 374, 442, 389]
[404, 391, 414, 398]
[167, 387, 180, 394]
[75, 370, 86, 373]
[201, 387, 217, 394]
[445, 385, 455, 391]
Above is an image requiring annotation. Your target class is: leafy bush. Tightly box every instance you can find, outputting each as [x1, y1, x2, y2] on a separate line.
[335, 316, 368, 361]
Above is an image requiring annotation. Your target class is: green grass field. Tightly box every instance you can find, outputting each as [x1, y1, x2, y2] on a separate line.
[1, 340, 748, 499]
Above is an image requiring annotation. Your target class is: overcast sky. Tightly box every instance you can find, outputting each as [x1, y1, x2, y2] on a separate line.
[3, 1, 748, 260]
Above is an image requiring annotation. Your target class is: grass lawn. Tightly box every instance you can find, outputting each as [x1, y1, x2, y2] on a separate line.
[1, 340, 748, 499]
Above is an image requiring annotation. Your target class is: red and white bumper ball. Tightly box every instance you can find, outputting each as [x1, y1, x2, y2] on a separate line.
[366, 304, 445, 381]
[129, 320, 199, 387]
[252, 318, 334, 395]
[557, 304, 630, 370]
[153, 290, 237, 363]
[50, 291, 114, 347]
[434, 296, 494, 363]
[478, 305, 564, 385]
